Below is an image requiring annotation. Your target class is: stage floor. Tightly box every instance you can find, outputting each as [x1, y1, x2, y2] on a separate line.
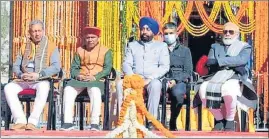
[1, 130, 268, 138]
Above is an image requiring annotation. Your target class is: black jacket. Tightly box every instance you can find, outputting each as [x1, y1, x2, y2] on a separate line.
[166, 43, 193, 83]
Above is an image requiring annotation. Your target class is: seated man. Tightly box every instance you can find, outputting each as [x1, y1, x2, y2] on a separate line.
[162, 22, 193, 131]
[116, 17, 170, 130]
[60, 27, 112, 131]
[4, 20, 61, 130]
[197, 22, 257, 131]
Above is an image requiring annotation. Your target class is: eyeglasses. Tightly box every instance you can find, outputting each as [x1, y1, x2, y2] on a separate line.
[223, 30, 235, 35]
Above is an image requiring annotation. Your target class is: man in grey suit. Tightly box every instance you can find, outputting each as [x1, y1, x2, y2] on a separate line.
[198, 22, 257, 131]
[116, 17, 170, 130]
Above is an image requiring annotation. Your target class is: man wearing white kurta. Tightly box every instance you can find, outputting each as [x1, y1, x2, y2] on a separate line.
[197, 22, 257, 131]
[4, 20, 61, 130]
[60, 27, 113, 131]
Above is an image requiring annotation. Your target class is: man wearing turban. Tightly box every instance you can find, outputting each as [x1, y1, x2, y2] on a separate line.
[116, 17, 170, 130]
[60, 27, 113, 131]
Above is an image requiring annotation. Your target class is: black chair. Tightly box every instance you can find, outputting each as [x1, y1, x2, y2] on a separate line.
[160, 77, 193, 131]
[61, 68, 116, 130]
[195, 77, 249, 132]
[4, 78, 59, 130]
[119, 74, 192, 130]
[143, 72, 196, 131]
[4, 69, 63, 130]
[197, 101, 248, 131]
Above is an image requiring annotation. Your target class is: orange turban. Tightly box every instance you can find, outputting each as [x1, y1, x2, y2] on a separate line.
[83, 27, 101, 37]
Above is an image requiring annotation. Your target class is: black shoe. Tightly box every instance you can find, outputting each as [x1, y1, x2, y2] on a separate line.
[60, 123, 76, 131]
[169, 117, 177, 131]
[212, 119, 225, 131]
[148, 122, 155, 131]
[224, 120, 235, 131]
[90, 124, 100, 131]
[169, 103, 182, 131]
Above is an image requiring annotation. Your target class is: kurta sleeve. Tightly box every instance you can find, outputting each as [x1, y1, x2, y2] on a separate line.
[70, 53, 81, 79]
[122, 44, 134, 75]
[94, 49, 113, 81]
[13, 52, 23, 79]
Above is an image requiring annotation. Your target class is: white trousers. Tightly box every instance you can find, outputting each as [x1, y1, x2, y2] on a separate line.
[63, 86, 101, 125]
[4, 81, 50, 126]
[199, 79, 241, 121]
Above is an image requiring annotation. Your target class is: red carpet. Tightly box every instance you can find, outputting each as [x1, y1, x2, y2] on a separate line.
[1, 130, 268, 138]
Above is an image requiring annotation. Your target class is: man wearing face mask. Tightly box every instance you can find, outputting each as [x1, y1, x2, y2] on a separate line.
[162, 22, 193, 131]
[116, 17, 170, 130]
[196, 22, 257, 131]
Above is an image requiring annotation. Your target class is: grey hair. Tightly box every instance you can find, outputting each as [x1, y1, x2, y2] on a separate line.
[163, 22, 177, 30]
[29, 20, 44, 29]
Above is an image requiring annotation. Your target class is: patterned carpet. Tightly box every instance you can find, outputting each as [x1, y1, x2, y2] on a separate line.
[1, 130, 268, 138]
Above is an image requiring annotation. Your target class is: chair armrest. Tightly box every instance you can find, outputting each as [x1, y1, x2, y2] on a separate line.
[104, 67, 117, 81]
[10, 76, 55, 81]
[106, 76, 116, 81]
[63, 78, 72, 83]
[38, 76, 53, 81]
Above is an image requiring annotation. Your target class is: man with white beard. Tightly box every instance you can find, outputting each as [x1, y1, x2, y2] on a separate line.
[196, 22, 257, 131]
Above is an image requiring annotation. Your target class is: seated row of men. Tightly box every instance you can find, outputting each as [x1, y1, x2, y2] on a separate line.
[4, 17, 257, 131]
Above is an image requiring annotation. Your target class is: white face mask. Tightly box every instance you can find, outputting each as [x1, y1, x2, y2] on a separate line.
[164, 34, 177, 45]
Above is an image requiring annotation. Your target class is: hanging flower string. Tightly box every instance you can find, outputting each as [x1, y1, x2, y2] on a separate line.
[106, 75, 176, 138]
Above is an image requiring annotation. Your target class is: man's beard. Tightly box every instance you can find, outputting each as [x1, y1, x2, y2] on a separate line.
[222, 36, 238, 45]
[140, 34, 154, 42]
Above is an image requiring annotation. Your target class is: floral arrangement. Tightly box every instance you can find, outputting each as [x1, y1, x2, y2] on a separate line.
[105, 74, 176, 138]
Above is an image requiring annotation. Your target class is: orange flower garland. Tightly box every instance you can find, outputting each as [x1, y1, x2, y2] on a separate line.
[116, 75, 176, 138]
[194, 1, 249, 34]
[254, 1, 269, 123]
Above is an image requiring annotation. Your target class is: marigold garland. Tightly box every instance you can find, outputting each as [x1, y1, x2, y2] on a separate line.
[111, 75, 176, 138]
[222, 1, 255, 33]
[254, 1, 268, 123]
[174, 1, 222, 36]
[194, 1, 248, 34]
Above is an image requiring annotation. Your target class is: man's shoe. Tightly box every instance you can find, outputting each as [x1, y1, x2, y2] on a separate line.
[60, 123, 76, 131]
[169, 118, 177, 131]
[212, 119, 225, 131]
[147, 122, 155, 131]
[90, 124, 100, 131]
[224, 120, 235, 131]
[25, 123, 38, 131]
[10, 123, 26, 130]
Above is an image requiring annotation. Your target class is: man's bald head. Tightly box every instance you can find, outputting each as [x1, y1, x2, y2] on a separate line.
[222, 22, 240, 45]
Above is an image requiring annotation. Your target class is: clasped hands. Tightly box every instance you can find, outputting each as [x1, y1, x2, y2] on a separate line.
[77, 73, 96, 81]
[21, 72, 40, 81]
[167, 78, 188, 88]
[168, 80, 176, 88]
